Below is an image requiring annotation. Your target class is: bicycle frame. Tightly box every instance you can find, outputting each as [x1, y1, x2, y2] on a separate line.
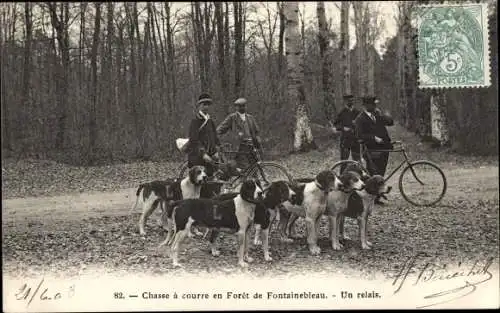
[218, 143, 266, 188]
[360, 143, 425, 184]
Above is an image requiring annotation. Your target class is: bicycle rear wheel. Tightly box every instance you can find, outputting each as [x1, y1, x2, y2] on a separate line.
[399, 160, 447, 206]
[247, 162, 294, 186]
[177, 161, 189, 180]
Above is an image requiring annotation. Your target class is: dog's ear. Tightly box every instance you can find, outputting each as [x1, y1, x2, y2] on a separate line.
[315, 170, 330, 189]
[317, 170, 338, 189]
[188, 166, 198, 183]
[239, 180, 256, 201]
[364, 175, 382, 195]
[263, 181, 288, 206]
[277, 181, 291, 202]
[289, 183, 305, 205]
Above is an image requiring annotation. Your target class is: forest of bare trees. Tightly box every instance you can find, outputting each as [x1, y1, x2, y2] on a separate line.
[1, 1, 497, 166]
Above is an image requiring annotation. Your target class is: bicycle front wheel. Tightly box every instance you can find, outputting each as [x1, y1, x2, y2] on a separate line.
[247, 162, 294, 185]
[399, 160, 447, 206]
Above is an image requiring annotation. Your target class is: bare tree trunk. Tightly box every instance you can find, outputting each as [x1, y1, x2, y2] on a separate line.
[234, 2, 244, 97]
[48, 2, 71, 149]
[277, 2, 286, 106]
[79, 3, 87, 92]
[21, 2, 33, 148]
[284, 2, 316, 152]
[215, 2, 229, 113]
[1, 6, 10, 150]
[224, 1, 230, 90]
[165, 2, 176, 110]
[340, 1, 351, 96]
[430, 90, 449, 145]
[353, 3, 365, 98]
[367, 46, 375, 96]
[256, 3, 278, 107]
[365, 4, 375, 97]
[152, 4, 168, 113]
[192, 2, 214, 92]
[402, 2, 413, 130]
[124, 3, 140, 154]
[317, 1, 336, 124]
[398, 10, 407, 127]
[141, 10, 151, 157]
[105, 3, 115, 151]
[89, 2, 101, 164]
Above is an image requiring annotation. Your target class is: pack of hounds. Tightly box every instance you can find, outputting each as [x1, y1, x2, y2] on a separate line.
[130, 164, 391, 268]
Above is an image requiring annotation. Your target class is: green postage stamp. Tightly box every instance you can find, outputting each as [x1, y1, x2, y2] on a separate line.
[416, 2, 491, 88]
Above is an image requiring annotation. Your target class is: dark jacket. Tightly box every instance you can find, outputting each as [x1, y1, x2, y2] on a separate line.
[333, 107, 360, 143]
[217, 112, 261, 147]
[187, 112, 220, 161]
[354, 109, 394, 149]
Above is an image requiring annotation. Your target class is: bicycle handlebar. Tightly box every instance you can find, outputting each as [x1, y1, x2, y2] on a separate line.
[358, 139, 403, 145]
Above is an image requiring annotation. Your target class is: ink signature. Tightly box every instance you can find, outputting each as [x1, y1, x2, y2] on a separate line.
[14, 278, 75, 307]
[391, 252, 495, 308]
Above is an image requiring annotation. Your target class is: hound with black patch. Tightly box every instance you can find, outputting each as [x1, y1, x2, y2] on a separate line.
[277, 170, 344, 255]
[326, 170, 366, 250]
[282, 163, 371, 242]
[339, 175, 391, 250]
[337, 162, 370, 241]
[167, 180, 263, 268]
[131, 165, 208, 236]
[206, 180, 296, 262]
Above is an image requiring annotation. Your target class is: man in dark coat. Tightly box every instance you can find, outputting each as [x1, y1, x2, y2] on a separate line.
[333, 94, 361, 172]
[217, 97, 262, 170]
[187, 93, 221, 177]
[354, 96, 394, 204]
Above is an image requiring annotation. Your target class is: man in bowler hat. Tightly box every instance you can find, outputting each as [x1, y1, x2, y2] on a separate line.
[333, 94, 362, 172]
[354, 96, 394, 204]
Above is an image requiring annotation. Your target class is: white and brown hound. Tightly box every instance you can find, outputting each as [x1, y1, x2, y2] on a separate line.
[280, 162, 371, 241]
[166, 180, 264, 268]
[339, 175, 391, 250]
[277, 170, 344, 255]
[327, 170, 366, 250]
[130, 165, 209, 236]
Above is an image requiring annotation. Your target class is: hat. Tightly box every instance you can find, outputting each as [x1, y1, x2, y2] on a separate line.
[343, 94, 354, 100]
[197, 93, 213, 105]
[362, 96, 377, 106]
[234, 98, 247, 106]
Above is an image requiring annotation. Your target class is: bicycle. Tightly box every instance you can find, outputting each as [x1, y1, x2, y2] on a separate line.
[331, 140, 447, 207]
[177, 142, 294, 192]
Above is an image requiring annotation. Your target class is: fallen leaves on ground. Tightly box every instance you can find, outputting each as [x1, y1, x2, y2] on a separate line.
[2, 197, 498, 279]
[2, 123, 499, 279]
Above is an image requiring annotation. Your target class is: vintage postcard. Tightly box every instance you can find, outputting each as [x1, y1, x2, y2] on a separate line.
[2, 1, 498, 312]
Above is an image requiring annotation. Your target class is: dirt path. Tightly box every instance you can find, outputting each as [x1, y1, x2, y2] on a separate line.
[2, 123, 498, 280]
[3, 165, 498, 228]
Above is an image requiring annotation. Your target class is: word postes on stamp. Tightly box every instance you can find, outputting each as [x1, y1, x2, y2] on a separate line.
[416, 3, 491, 89]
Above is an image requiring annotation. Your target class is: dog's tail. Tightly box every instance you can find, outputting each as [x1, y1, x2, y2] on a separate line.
[129, 184, 146, 214]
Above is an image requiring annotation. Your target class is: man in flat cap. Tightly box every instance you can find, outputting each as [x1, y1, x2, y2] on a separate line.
[333, 94, 362, 172]
[354, 96, 394, 205]
[217, 97, 263, 170]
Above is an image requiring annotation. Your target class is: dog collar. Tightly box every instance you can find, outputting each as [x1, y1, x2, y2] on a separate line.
[243, 198, 262, 205]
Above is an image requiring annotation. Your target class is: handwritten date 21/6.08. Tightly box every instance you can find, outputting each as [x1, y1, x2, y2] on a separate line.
[15, 278, 75, 307]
